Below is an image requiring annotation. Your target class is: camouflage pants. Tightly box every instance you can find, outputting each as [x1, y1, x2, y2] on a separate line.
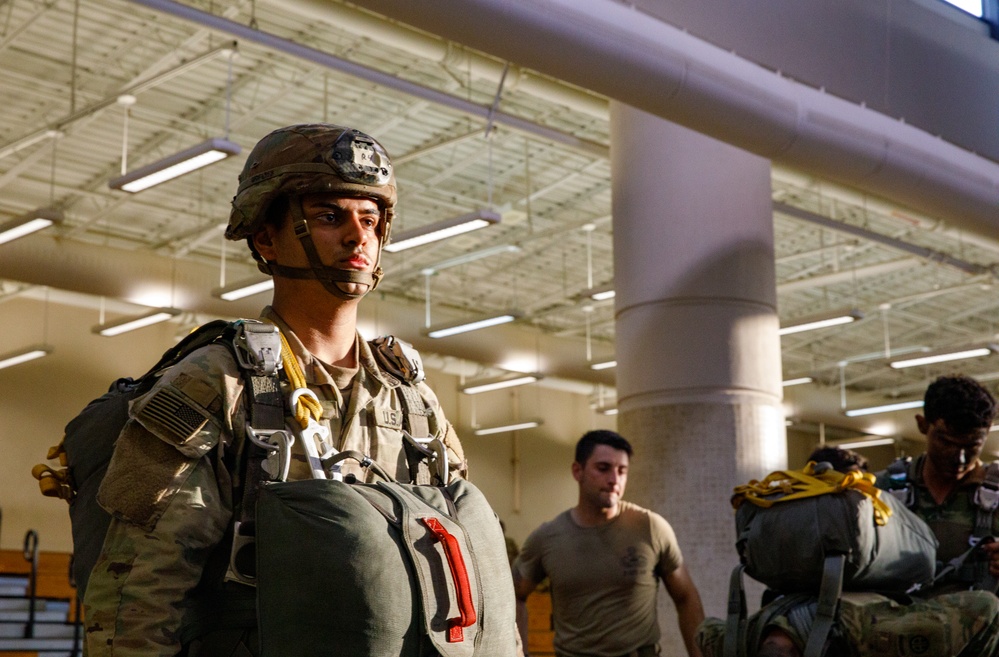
[697, 590, 999, 657]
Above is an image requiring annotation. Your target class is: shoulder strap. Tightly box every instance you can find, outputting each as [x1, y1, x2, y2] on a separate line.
[803, 554, 845, 657]
[370, 335, 441, 484]
[722, 564, 747, 657]
[222, 320, 287, 587]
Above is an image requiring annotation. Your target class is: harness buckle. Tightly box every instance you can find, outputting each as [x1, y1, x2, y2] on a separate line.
[232, 321, 282, 377]
[247, 426, 294, 482]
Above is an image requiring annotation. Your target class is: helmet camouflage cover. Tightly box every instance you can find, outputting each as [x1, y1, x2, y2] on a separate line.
[227, 123, 396, 242]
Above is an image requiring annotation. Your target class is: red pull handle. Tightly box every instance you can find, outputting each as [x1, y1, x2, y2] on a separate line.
[421, 516, 477, 642]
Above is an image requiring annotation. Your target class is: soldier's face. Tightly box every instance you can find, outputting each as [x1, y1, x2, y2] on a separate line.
[919, 415, 988, 481]
[572, 444, 629, 511]
[255, 194, 382, 297]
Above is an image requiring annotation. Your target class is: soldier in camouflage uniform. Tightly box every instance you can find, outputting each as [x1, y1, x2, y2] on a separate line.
[83, 124, 469, 656]
[874, 375, 999, 594]
[696, 589, 999, 657]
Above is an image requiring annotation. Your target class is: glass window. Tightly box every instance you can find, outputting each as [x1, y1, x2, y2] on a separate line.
[942, 0, 984, 17]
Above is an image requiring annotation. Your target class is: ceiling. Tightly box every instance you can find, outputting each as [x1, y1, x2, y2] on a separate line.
[3, 0, 999, 430]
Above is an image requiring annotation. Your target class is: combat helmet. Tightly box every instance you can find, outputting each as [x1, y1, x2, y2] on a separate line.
[228, 123, 396, 299]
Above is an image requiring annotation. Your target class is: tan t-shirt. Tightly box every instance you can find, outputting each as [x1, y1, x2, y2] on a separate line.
[514, 500, 683, 657]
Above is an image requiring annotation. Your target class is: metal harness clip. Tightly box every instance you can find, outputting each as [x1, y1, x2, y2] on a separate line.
[232, 321, 282, 377]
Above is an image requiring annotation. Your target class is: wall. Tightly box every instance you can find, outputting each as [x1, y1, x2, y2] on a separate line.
[0, 296, 613, 552]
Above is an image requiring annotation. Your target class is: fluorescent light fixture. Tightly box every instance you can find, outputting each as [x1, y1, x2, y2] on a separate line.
[584, 283, 615, 302]
[779, 308, 864, 336]
[109, 138, 241, 193]
[594, 406, 618, 416]
[835, 437, 896, 450]
[383, 209, 501, 253]
[889, 344, 995, 369]
[212, 276, 274, 301]
[782, 376, 814, 387]
[473, 420, 542, 436]
[590, 360, 617, 370]
[845, 400, 923, 417]
[0, 208, 63, 245]
[93, 307, 181, 336]
[0, 345, 52, 370]
[461, 373, 541, 395]
[426, 311, 521, 338]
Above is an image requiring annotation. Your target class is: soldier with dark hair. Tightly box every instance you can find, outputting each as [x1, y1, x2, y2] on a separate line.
[875, 374, 999, 593]
[513, 430, 705, 657]
[82, 124, 512, 656]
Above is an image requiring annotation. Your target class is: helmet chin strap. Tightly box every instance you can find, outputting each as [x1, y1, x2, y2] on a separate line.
[264, 198, 383, 301]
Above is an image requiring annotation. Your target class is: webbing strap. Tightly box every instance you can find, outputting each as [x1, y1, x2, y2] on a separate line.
[396, 382, 434, 484]
[722, 564, 747, 657]
[803, 554, 844, 657]
[228, 325, 286, 587]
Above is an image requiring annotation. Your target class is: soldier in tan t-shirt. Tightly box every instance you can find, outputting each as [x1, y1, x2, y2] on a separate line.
[513, 430, 705, 657]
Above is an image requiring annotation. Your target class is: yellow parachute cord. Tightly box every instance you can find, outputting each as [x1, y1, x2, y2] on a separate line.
[274, 328, 323, 430]
[732, 462, 894, 526]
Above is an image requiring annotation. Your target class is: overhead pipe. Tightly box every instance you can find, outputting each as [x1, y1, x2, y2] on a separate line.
[126, 0, 607, 159]
[268, 0, 608, 121]
[347, 0, 999, 241]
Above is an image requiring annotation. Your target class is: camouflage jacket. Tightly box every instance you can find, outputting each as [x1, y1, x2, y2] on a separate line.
[697, 590, 999, 657]
[874, 454, 999, 592]
[83, 307, 466, 656]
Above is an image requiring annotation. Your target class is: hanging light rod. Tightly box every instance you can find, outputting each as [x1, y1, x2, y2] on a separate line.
[212, 276, 274, 301]
[0, 208, 64, 245]
[473, 419, 543, 436]
[461, 372, 542, 395]
[384, 209, 501, 253]
[93, 307, 181, 337]
[844, 399, 923, 417]
[426, 311, 521, 339]
[888, 343, 996, 369]
[109, 137, 241, 193]
[779, 308, 864, 336]
[594, 406, 618, 416]
[782, 376, 814, 387]
[590, 360, 616, 371]
[0, 345, 53, 370]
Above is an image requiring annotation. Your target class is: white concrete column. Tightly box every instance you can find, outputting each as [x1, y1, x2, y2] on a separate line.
[610, 103, 786, 650]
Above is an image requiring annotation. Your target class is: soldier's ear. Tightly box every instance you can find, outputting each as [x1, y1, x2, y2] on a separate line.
[252, 225, 278, 261]
[915, 414, 929, 435]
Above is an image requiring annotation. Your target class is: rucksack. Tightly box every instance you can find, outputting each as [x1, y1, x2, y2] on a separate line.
[732, 462, 938, 594]
[724, 462, 939, 657]
[33, 319, 237, 595]
[254, 452, 517, 656]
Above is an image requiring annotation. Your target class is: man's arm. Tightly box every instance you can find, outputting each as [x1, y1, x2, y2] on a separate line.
[663, 564, 706, 657]
[512, 569, 538, 655]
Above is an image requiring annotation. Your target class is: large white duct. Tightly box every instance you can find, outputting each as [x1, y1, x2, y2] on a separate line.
[348, 0, 999, 240]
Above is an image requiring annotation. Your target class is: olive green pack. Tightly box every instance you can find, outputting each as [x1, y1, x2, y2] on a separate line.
[254, 467, 517, 656]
